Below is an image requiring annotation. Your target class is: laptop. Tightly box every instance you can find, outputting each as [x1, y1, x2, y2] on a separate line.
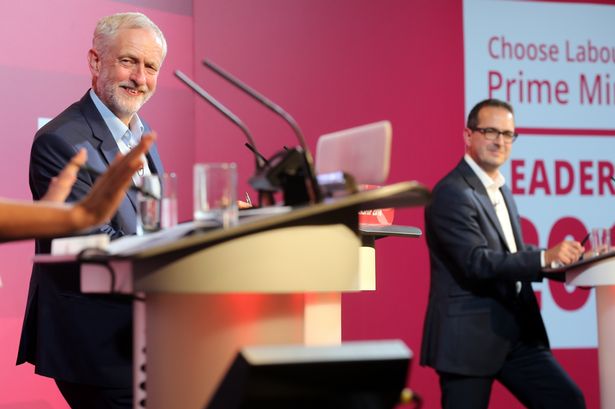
[315, 120, 392, 185]
[315, 120, 394, 225]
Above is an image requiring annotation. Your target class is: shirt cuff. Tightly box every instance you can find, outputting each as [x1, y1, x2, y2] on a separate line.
[541, 250, 563, 269]
[540, 250, 545, 268]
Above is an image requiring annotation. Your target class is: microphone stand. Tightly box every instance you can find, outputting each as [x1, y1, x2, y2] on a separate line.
[174, 70, 274, 206]
[202, 59, 322, 205]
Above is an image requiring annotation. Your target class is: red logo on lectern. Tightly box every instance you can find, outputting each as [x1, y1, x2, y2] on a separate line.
[358, 185, 395, 225]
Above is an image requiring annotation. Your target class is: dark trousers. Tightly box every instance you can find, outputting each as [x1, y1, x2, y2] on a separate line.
[438, 341, 586, 409]
[55, 380, 133, 409]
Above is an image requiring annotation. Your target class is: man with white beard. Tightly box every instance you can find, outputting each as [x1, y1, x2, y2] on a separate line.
[18, 12, 166, 409]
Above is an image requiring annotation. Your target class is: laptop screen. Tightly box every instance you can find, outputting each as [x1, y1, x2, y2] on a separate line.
[315, 121, 392, 185]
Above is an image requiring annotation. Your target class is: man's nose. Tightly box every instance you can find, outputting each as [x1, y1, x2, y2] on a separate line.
[130, 64, 146, 85]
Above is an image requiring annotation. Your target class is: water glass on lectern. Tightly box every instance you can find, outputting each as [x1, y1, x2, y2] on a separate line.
[136, 175, 162, 235]
[193, 163, 238, 228]
[590, 227, 611, 256]
[136, 173, 179, 234]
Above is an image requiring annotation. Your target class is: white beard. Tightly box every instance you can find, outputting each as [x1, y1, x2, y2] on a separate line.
[100, 79, 153, 119]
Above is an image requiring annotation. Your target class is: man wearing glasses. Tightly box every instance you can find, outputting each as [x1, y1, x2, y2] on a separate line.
[420, 99, 586, 408]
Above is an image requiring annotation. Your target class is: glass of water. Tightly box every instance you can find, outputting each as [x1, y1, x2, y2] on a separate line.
[136, 172, 178, 235]
[193, 163, 238, 228]
[136, 175, 162, 235]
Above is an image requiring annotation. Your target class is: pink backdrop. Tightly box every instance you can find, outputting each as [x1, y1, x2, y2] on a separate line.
[0, 1, 194, 407]
[193, 1, 600, 408]
[0, 1, 604, 408]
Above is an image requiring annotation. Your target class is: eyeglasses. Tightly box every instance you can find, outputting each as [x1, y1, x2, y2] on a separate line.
[471, 127, 518, 143]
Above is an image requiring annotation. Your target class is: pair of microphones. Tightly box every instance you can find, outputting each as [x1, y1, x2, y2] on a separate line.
[175, 60, 321, 207]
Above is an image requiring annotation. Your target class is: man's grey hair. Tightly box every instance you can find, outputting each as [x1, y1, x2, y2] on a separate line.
[93, 12, 167, 60]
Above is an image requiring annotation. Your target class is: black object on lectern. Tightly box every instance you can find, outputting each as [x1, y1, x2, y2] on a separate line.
[247, 146, 316, 206]
[203, 59, 322, 206]
[205, 341, 411, 409]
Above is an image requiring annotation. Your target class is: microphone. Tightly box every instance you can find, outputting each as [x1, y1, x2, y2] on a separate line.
[174, 70, 266, 169]
[203, 60, 309, 153]
[244, 142, 269, 165]
[202, 59, 322, 205]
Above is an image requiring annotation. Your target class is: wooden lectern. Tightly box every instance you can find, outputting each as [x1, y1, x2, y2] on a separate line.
[35, 181, 429, 409]
[565, 252, 615, 409]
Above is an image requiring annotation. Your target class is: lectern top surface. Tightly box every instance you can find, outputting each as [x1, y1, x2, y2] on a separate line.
[34, 181, 430, 263]
[543, 250, 615, 274]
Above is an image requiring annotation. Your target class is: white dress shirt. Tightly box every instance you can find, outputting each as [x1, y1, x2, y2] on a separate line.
[465, 155, 524, 293]
[89, 89, 151, 180]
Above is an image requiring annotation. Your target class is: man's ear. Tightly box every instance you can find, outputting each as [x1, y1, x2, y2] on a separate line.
[463, 127, 472, 148]
[87, 49, 100, 76]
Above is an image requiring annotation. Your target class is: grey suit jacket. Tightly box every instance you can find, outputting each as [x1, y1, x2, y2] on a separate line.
[17, 91, 164, 387]
[420, 159, 549, 376]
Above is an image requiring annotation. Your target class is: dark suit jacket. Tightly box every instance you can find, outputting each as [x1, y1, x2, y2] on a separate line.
[17, 91, 164, 387]
[420, 159, 549, 377]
